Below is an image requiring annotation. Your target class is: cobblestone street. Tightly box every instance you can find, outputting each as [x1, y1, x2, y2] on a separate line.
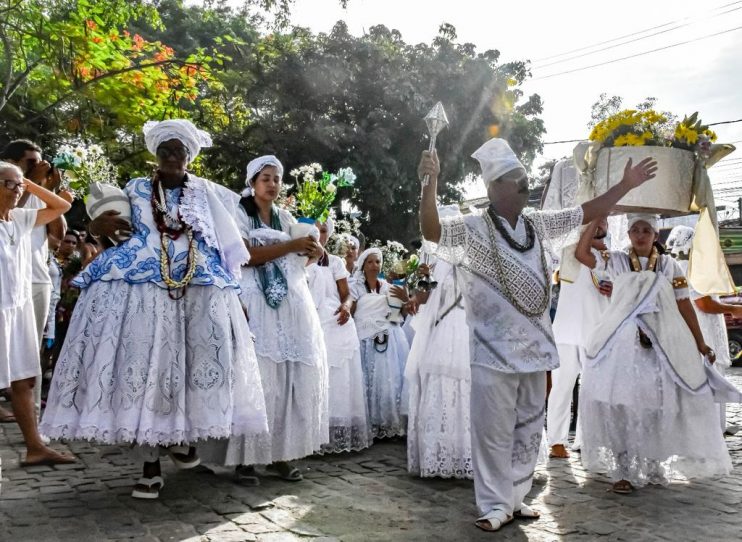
[2, 368, 742, 541]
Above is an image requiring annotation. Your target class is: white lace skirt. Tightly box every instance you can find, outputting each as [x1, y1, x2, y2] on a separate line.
[199, 355, 329, 465]
[580, 326, 731, 486]
[407, 373, 472, 479]
[39, 281, 269, 446]
[360, 326, 409, 439]
[322, 340, 372, 454]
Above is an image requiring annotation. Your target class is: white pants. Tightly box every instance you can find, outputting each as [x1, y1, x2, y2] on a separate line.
[470, 366, 546, 517]
[546, 343, 584, 448]
[31, 283, 51, 413]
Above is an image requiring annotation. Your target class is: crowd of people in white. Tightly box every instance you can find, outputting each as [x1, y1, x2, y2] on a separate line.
[1, 119, 741, 533]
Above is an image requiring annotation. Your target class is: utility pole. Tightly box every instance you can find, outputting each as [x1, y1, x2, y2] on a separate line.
[739, 197, 742, 226]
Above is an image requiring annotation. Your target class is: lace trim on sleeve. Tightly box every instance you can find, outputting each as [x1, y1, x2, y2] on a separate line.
[180, 175, 217, 250]
[435, 215, 468, 265]
[529, 206, 584, 241]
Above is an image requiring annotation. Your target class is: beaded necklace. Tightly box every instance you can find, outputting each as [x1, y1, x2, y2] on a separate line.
[487, 205, 535, 252]
[629, 247, 658, 273]
[484, 210, 550, 318]
[151, 172, 197, 300]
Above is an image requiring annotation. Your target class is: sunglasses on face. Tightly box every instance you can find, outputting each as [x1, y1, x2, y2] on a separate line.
[1, 179, 24, 191]
[156, 146, 190, 160]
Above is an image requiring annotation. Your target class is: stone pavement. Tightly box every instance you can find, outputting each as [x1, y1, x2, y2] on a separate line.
[2, 369, 742, 541]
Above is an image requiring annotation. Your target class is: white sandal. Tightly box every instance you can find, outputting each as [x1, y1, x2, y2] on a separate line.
[131, 476, 165, 499]
[475, 509, 513, 532]
[514, 503, 540, 520]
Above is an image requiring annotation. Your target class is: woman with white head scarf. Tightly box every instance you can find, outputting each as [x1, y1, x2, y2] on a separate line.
[40, 120, 269, 499]
[305, 216, 371, 453]
[341, 234, 361, 275]
[199, 154, 328, 484]
[350, 247, 411, 438]
[405, 205, 472, 479]
[668, 225, 742, 434]
[575, 214, 737, 494]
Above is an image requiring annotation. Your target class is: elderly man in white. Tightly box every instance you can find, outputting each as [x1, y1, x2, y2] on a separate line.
[418, 139, 657, 532]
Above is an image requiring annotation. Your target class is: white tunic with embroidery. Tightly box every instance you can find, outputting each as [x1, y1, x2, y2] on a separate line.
[437, 206, 584, 373]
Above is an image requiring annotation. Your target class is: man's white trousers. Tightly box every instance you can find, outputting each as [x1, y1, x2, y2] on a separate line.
[470, 365, 545, 517]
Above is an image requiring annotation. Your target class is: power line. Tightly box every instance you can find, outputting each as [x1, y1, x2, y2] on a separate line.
[531, 0, 742, 62]
[543, 118, 742, 145]
[532, 3, 742, 69]
[533, 25, 742, 80]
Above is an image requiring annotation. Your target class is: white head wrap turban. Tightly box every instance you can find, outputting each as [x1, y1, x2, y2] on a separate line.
[349, 235, 360, 249]
[353, 247, 383, 282]
[667, 225, 695, 257]
[243, 155, 284, 197]
[143, 119, 212, 164]
[471, 138, 525, 188]
[627, 213, 659, 234]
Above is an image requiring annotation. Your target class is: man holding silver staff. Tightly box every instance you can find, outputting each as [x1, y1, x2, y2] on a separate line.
[418, 138, 657, 532]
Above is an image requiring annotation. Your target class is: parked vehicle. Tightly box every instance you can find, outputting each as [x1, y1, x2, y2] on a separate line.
[722, 292, 742, 366]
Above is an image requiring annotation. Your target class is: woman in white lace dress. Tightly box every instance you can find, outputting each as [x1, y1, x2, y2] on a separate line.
[199, 155, 328, 484]
[351, 248, 410, 439]
[406, 230, 472, 479]
[40, 120, 269, 499]
[575, 214, 734, 494]
[307, 217, 371, 453]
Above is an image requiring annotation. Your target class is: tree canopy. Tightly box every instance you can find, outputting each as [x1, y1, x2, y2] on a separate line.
[1, 0, 545, 243]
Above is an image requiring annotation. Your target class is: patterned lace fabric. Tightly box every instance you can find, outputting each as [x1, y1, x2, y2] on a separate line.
[359, 326, 409, 439]
[39, 281, 269, 446]
[580, 323, 732, 486]
[407, 373, 472, 479]
[321, 419, 373, 454]
[73, 178, 238, 290]
[435, 208, 583, 374]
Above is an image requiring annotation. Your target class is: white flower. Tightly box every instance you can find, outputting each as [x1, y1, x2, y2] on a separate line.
[337, 167, 356, 184]
[311, 162, 323, 172]
[290, 168, 300, 178]
[325, 183, 337, 194]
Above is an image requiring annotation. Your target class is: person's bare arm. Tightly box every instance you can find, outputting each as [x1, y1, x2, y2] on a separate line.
[418, 150, 441, 243]
[677, 297, 716, 362]
[581, 158, 658, 223]
[575, 218, 600, 269]
[695, 296, 742, 317]
[47, 216, 66, 242]
[246, 237, 321, 266]
[24, 181, 71, 227]
[335, 277, 353, 325]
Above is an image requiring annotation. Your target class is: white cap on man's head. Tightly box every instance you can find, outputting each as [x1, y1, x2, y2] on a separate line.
[471, 138, 525, 188]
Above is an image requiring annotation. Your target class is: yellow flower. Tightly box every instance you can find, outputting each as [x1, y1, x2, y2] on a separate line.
[613, 135, 628, 146]
[675, 124, 699, 145]
[703, 129, 718, 142]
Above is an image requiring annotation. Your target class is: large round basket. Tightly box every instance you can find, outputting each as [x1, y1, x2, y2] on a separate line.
[594, 146, 695, 216]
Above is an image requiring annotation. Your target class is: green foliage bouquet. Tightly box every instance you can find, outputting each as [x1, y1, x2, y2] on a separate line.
[53, 142, 118, 197]
[289, 164, 356, 223]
